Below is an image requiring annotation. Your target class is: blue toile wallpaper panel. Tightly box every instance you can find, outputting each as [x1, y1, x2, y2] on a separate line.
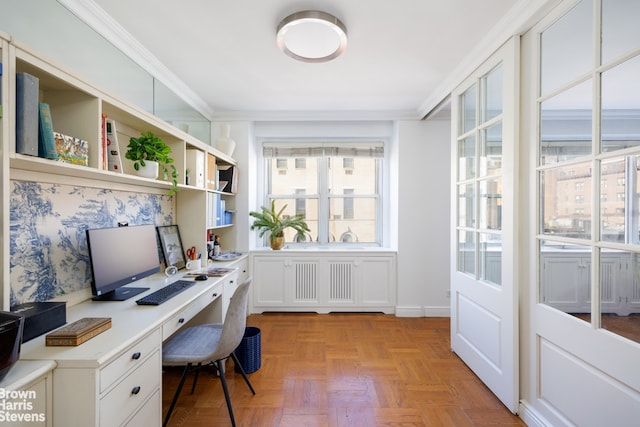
[9, 180, 175, 305]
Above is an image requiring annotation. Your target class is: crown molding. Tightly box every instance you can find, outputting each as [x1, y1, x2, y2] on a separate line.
[210, 108, 421, 122]
[57, 0, 215, 120]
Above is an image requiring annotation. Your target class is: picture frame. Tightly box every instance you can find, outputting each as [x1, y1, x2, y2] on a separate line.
[156, 225, 187, 270]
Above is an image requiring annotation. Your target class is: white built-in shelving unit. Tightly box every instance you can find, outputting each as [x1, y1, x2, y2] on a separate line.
[0, 35, 238, 310]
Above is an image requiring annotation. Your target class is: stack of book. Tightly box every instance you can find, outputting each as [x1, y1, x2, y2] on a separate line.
[16, 71, 90, 166]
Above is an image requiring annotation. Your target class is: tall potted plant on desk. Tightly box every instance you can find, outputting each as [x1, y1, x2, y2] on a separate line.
[250, 200, 310, 250]
[125, 131, 179, 195]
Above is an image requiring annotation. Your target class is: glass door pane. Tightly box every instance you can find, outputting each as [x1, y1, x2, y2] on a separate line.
[483, 64, 503, 122]
[601, 0, 640, 64]
[458, 135, 476, 180]
[480, 178, 502, 230]
[458, 183, 476, 228]
[480, 122, 502, 176]
[601, 55, 640, 153]
[458, 230, 475, 275]
[540, 0, 593, 96]
[540, 79, 593, 165]
[461, 84, 477, 134]
[480, 233, 502, 285]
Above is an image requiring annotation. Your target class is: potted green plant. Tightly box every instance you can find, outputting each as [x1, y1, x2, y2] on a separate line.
[125, 131, 178, 195]
[249, 200, 310, 249]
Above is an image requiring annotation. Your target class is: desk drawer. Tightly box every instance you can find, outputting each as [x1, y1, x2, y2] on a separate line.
[100, 349, 161, 426]
[124, 389, 161, 426]
[100, 328, 161, 393]
[235, 257, 249, 284]
[162, 289, 220, 341]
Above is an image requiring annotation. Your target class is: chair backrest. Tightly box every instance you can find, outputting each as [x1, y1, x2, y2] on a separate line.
[215, 278, 252, 359]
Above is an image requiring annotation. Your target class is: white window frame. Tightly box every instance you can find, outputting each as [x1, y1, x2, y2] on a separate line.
[257, 139, 387, 248]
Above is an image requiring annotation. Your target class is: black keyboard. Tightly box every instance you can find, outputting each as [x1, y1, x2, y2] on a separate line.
[136, 280, 196, 306]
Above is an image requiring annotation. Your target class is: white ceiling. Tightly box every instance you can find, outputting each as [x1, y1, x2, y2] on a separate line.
[66, 0, 536, 121]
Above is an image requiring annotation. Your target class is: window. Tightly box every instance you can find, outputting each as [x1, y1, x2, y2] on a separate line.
[343, 157, 354, 169]
[295, 189, 306, 216]
[343, 188, 354, 219]
[262, 141, 383, 245]
[343, 157, 354, 175]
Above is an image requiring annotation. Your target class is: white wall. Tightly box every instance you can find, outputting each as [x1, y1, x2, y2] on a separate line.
[396, 119, 451, 317]
[214, 121, 252, 253]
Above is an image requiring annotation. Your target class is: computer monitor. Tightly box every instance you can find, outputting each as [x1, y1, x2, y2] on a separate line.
[86, 224, 160, 301]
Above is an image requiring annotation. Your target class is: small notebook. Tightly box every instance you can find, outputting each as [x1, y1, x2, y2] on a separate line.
[46, 317, 112, 346]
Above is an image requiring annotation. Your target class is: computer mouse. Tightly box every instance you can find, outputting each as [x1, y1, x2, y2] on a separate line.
[195, 274, 208, 281]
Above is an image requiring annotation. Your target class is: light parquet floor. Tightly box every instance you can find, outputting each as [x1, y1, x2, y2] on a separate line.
[162, 313, 526, 427]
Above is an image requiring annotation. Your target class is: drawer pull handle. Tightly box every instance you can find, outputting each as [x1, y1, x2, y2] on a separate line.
[178, 318, 185, 324]
[212, 293, 218, 298]
[131, 352, 141, 360]
[131, 386, 141, 395]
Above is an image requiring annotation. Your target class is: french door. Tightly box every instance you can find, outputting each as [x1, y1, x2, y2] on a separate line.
[450, 37, 519, 412]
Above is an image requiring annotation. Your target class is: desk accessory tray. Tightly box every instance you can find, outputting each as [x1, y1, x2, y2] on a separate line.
[211, 251, 243, 261]
[46, 317, 111, 346]
[185, 267, 236, 278]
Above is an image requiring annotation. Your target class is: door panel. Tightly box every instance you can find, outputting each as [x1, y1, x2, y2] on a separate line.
[450, 36, 519, 412]
[457, 293, 502, 368]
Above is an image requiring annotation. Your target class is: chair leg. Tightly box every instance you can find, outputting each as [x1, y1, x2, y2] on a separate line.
[230, 352, 256, 395]
[163, 364, 191, 427]
[215, 359, 236, 427]
[190, 362, 202, 394]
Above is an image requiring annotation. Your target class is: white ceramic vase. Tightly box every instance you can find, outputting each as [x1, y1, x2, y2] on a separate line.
[216, 123, 236, 156]
[136, 161, 159, 179]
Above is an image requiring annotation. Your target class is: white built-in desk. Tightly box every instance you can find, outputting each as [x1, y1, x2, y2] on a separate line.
[0, 360, 56, 427]
[18, 267, 239, 427]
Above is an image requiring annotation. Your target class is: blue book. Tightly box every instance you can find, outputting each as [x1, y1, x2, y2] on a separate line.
[38, 102, 58, 159]
[16, 72, 39, 156]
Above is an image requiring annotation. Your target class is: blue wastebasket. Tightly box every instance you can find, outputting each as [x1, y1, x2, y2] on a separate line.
[234, 326, 261, 373]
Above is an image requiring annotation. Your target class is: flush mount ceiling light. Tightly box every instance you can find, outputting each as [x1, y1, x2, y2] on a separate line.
[276, 10, 347, 63]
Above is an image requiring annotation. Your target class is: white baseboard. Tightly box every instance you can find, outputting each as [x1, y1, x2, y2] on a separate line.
[394, 306, 424, 317]
[423, 306, 450, 317]
[519, 400, 551, 427]
[395, 306, 450, 317]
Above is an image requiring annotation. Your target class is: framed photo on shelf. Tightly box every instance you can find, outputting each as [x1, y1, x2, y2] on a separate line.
[156, 225, 187, 269]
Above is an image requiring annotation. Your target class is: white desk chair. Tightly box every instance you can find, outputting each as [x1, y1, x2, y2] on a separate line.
[162, 278, 255, 427]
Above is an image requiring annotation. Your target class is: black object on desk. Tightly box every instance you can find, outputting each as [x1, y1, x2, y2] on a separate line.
[0, 311, 24, 382]
[11, 302, 66, 342]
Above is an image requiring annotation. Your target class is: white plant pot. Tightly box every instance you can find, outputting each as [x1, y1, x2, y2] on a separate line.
[136, 161, 159, 179]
